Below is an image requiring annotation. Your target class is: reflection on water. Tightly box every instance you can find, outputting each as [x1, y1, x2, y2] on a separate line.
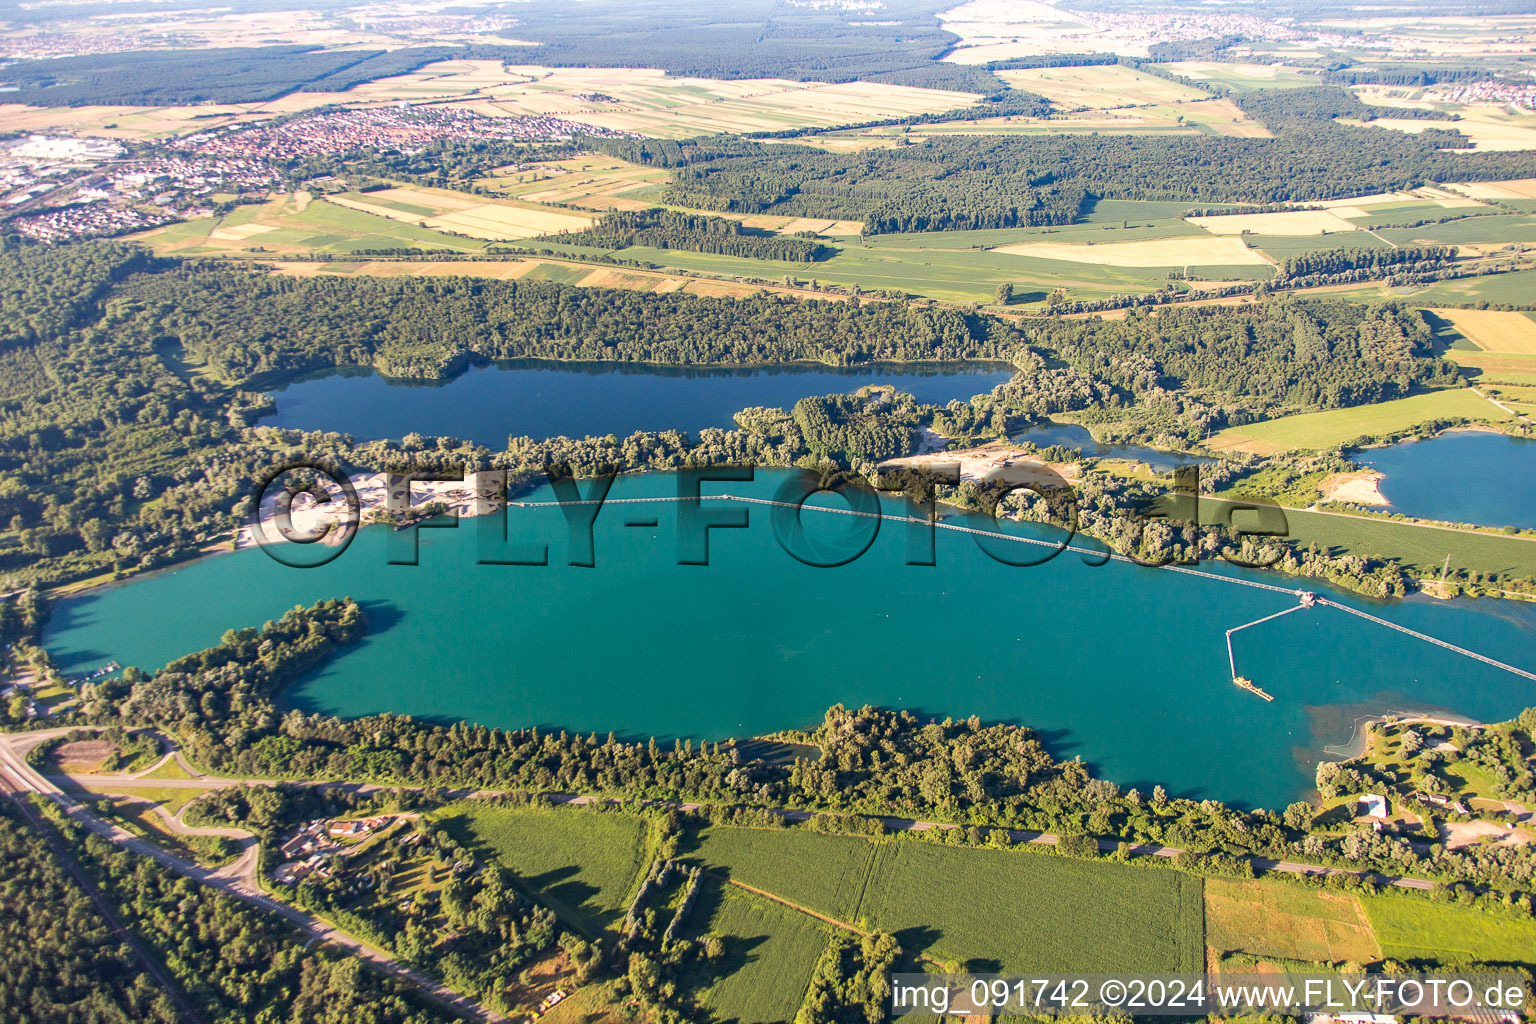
[1012, 421, 1212, 473]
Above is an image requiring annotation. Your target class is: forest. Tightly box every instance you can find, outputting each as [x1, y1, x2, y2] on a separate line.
[112, 264, 1017, 380]
[0, 46, 477, 106]
[537, 209, 833, 262]
[0, 800, 180, 1023]
[0, 243, 1480, 594]
[0, 796, 453, 1023]
[586, 88, 1536, 232]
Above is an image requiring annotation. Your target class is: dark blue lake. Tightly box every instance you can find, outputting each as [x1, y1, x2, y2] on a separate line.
[1355, 431, 1536, 530]
[262, 359, 1015, 446]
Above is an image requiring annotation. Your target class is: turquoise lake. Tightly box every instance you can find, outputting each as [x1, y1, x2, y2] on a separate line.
[44, 470, 1536, 810]
[1355, 431, 1536, 530]
[262, 360, 1015, 446]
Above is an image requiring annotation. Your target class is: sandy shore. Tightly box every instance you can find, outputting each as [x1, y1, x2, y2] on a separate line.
[881, 442, 1081, 488]
[1318, 470, 1388, 506]
[240, 471, 488, 548]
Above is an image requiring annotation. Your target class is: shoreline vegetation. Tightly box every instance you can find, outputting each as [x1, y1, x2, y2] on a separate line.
[2, 241, 1529, 605]
[14, 597, 1536, 914]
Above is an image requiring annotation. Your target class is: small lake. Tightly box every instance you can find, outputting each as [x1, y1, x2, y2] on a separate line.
[1355, 431, 1536, 530]
[43, 470, 1536, 810]
[262, 360, 1016, 446]
[1012, 421, 1212, 472]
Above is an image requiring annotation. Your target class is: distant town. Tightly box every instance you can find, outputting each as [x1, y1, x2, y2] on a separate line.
[0, 106, 637, 243]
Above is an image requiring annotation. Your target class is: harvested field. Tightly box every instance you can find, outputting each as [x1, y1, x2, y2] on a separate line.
[1189, 210, 1359, 236]
[432, 63, 980, 138]
[1205, 877, 1380, 963]
[1361, 115, 1536, 151]
[998, 65, 1207, 107]
[995, 236, 1269, 267]
[324, 187, 596, 240]
[1431, 308, 1536, 353]
[1448, 178, 1536, 200]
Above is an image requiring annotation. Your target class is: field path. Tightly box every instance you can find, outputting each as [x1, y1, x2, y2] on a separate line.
[724, 877, 871, 936]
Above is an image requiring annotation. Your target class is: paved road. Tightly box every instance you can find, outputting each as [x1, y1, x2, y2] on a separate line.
[0, 730, 503, 1023]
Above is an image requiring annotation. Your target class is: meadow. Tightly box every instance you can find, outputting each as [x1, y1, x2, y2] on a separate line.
[1200, 498, 1536, 578]
[1204, 877, 1380, 964]
[997, 65, 1208, 109]
[1160, 62, 1321, 92]
[685, 883, 829, 1024]
[689, 826, 878, 921]
[436, 804, 652, 937]
[1206, 389, 1511, 455]
[1361, 893, 1536, 964]
[131, 193, 488, 256]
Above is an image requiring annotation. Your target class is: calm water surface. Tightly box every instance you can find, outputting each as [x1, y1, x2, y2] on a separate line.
[263, 360, 1015, 446]
[1355, 431, 1536, 530]
[44, 471, 1536, 810]
[1012, 422, 1211, 472]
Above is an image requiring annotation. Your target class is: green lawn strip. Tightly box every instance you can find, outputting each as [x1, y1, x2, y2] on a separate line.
[1208, 389, 1511, 452]
[1361, 891, 1536, 964]
[1199, 498, 1536, 577]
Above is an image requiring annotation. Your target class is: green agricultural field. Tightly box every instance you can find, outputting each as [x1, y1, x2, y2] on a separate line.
[691, 827, 1204, 974]
[1207, 389, 1511, 454]
[686, 882, 829, 1024]
[436, 804, 651, 937]
[565, 214, 1265, 303]
[1361, 893, 1536, 964]
[1377, 213, 1536, 247]
[1200, 498, 1536, 578]
[1392, 268, 1536, 308]
[690, 826, 878, 920]
[853, 842, 1205, 973]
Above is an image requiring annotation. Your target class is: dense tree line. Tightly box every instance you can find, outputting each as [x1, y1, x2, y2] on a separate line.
[1274, 246, 1455, 282]
[54, 807, 455, 1023]
[1025, 299, 1455, 415]
[0, 243, 158, 352]
[505, 0, 960, 84]
[794, 931, 901, 1024]
[114, 266, 1018, 380]
[540, 209, 832, 262]
[0, 47, 390, 106]
[0, 801, 180, 1023]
